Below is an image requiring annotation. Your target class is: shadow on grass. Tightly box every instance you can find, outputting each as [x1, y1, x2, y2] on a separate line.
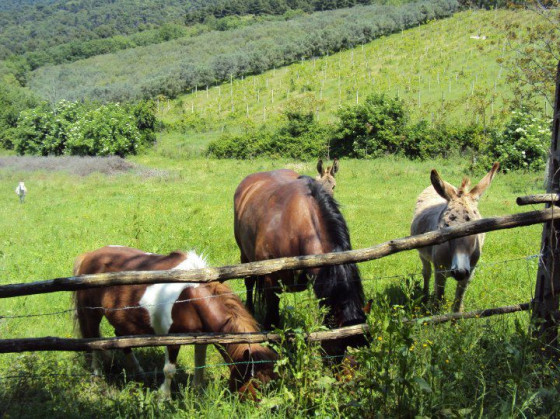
[0, 348, 219, 418]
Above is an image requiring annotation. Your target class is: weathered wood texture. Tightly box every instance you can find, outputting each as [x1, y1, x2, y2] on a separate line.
[0, 208, 557, 299]
[0, 303, 530, 353]
[532, 60, 560, 345]
[517, 194, 560, 206]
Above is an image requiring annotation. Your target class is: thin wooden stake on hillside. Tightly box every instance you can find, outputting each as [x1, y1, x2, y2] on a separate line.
[532, 60, 560, 346]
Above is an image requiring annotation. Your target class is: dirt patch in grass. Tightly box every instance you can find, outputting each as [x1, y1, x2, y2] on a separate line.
[0, 156, 168, 177]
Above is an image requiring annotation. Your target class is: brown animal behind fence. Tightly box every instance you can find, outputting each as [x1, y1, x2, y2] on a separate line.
[73, 246, 277, 398]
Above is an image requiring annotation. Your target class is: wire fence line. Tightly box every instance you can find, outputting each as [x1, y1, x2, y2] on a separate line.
[0, 254, 540, 322]
[0, 302, 532, 354]
[0, 207, 555, 299]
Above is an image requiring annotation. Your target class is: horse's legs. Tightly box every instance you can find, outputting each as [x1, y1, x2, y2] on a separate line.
[160, 345, 180, 397]
[263, 287, 280, 330]
[453, 276, 472, 313]
[193, 344, 207, 387]
[420, 257, 432, 303]
[76, 305, 104, 375]
[241, 252, 256, 314]
[245, 277, 256, 314]
[123, 348, 145, 378]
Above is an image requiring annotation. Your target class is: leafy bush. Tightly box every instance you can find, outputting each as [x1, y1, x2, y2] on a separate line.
[332, 93, 408, 158]
[208, 96, 331, 159]
[13, 100, 156, 157]
[64, 104, 142, 157]
[403, 121, 489, 160]
[331, 93, 491, 160]
[477, 110, 550, 172]
[0, 77, 39, 149]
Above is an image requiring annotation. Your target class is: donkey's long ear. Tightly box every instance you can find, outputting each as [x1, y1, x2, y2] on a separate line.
[331, 158, 339, 176]
[431, 169, 457, 201]
[317, 159, 325, 176]
[469, 162, 499, 200]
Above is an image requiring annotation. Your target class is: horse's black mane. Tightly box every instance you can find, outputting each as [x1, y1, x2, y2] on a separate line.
[298, 175, 367, 334]
[299, 175, 352, 252]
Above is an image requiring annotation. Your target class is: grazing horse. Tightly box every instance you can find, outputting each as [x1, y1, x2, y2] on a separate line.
[234, 165, 367, 357]
[73, 246, 277, 397]
[411, 163, 499, 312]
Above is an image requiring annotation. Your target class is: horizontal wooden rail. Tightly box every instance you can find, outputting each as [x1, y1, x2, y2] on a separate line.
[517, 194, 560, 206]
[0, 208, 555, 299]
[0, 303, 530, 353]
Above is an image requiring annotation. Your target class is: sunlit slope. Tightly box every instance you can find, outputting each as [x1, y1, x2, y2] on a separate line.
[157, 9, 535, 152]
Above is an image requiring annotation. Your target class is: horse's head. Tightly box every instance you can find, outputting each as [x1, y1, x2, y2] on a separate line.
[316, 158, 339, 195]
[229, 346, 278, 401]
[430, 162, 499, 281]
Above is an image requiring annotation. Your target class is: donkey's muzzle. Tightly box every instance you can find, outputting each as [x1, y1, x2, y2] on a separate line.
[451, 267, 470, 281]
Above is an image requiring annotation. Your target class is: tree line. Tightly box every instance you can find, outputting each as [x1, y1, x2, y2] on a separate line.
[28, 0, 459, 103]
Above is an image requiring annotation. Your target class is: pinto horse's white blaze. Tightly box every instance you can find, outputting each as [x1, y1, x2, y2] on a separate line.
[411, 163, 499, 312]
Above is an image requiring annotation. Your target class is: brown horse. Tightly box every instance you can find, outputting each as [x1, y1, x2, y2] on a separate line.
[411, 163, 499, 312]
[73, 246, 277, 397]
[234, 164, 367, 357]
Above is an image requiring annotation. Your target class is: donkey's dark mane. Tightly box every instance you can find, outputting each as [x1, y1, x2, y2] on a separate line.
[298, 176, 366, 329]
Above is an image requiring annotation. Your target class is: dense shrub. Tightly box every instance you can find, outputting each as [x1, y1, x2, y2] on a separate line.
[209, 92, 497, 161]
[0, 77, 39, 149]
[12, 100, 157, 157]
[332, 93, 408, 158]
[208, 98, 331, 159]
[477, 110, 550, 172]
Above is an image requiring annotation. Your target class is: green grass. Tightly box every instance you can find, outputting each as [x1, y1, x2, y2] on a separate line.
[0, 156, 551, 416]
[156, 9, 542, 155]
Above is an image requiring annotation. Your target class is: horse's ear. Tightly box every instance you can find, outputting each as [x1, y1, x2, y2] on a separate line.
[317, 159, 325, 176]
[470, 162, 499, 201]
[430, 169, 457, 201]
[243, 348, 252, 361]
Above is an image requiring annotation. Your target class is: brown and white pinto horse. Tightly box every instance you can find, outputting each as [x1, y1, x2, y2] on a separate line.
[234, 163, 367, 357]
[411, 163, 499, 312]
[73, 246, 277, 397]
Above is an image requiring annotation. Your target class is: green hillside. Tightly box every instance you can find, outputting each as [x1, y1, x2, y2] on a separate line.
[26, 0, 458, 102]
[153, 9, 540, 158]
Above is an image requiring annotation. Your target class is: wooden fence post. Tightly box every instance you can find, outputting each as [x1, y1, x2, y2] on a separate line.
[532, 61, 560, 345]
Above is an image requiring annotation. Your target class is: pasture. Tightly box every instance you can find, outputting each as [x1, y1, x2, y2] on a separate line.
[0, 155, 553, 416]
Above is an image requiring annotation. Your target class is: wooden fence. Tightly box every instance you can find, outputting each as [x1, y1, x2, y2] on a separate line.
[2, 59, 559, 357]
[0, 204, 556, 354]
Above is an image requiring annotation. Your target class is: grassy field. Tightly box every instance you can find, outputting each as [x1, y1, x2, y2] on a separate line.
[155, 9, 543, 157]
[0, 155, 553, 416]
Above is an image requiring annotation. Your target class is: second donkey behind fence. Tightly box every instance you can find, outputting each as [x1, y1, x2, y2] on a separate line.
[73, 246, 277, 398]
[411, 163, 499, 312]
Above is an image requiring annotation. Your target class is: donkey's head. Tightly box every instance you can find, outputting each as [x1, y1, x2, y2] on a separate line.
[316, 158, 339, 195]
[430, 162, 499, 281]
